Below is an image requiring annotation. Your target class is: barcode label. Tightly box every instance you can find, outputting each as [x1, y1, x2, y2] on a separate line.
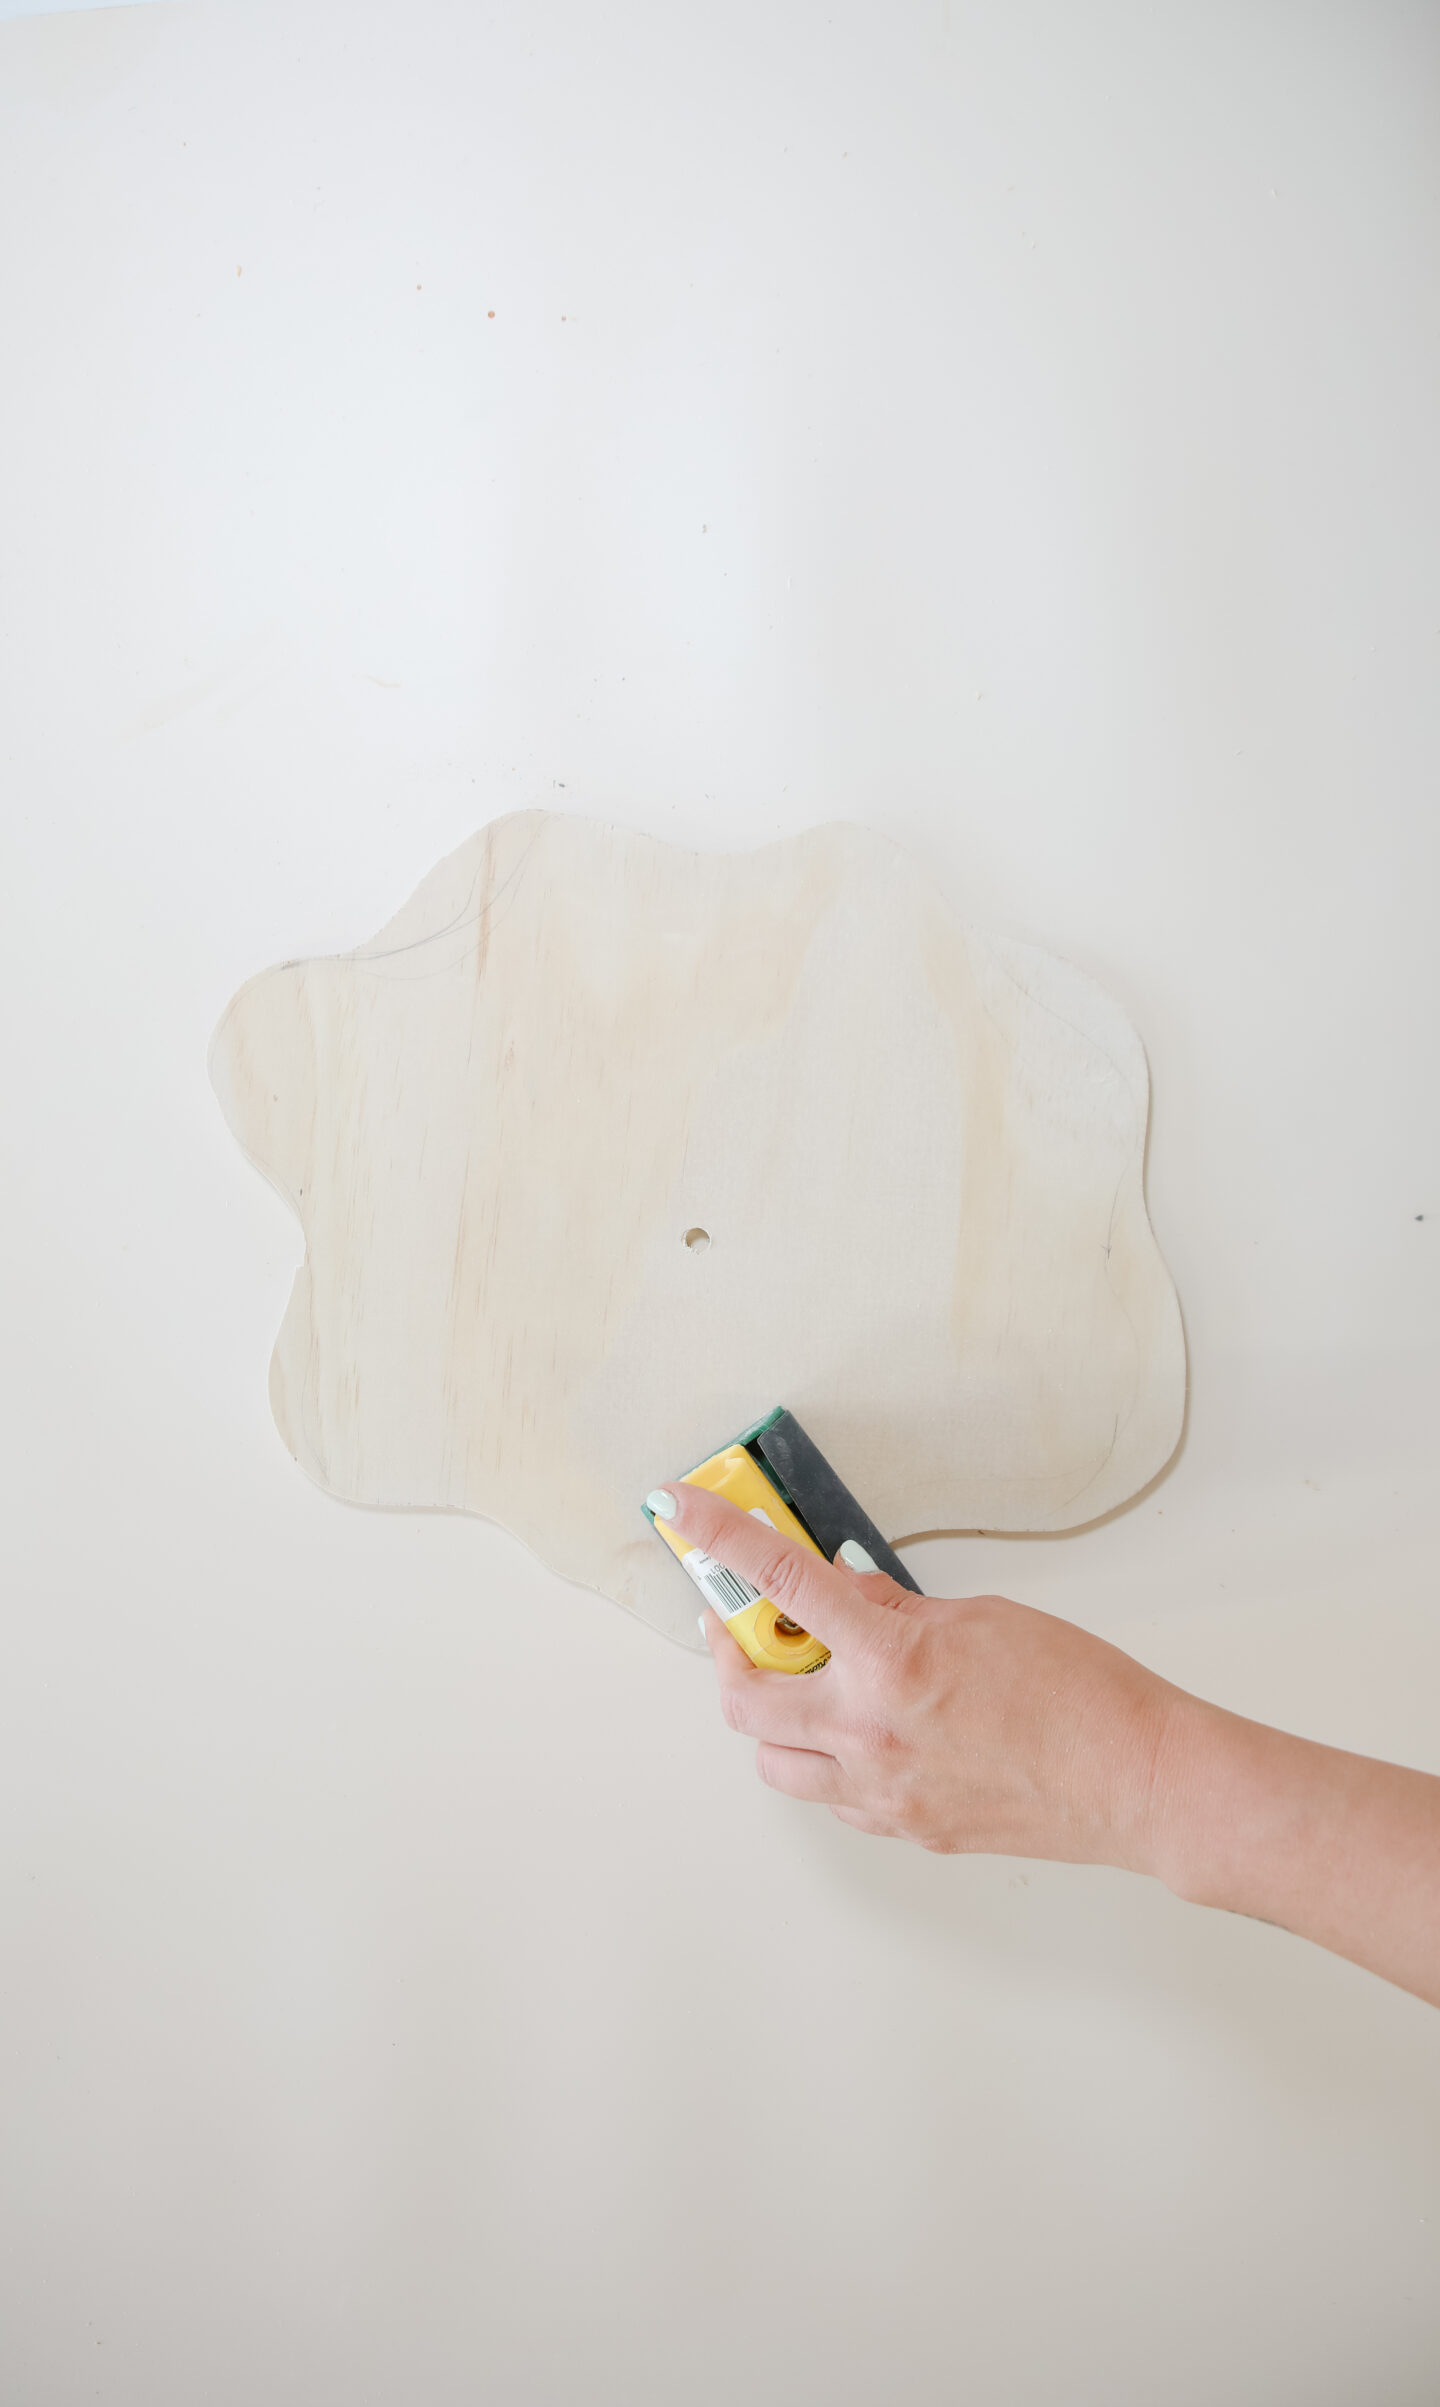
[679, 1546, 763, 1622]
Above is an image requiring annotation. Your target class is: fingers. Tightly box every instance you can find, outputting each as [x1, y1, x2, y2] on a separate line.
[754, 1743, 848, 1804]
[660, 1484, 881, 1653]
[831, 1552, 919, 1615]
[830, 1804, 891, 1837]
[702, 1607, 833, 1747]
[699, 1609, 850, 1805]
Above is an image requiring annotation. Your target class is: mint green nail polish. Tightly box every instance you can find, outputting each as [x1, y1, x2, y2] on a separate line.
[646, 1489, 678, 1520]
[838, 1538, 878, 1573]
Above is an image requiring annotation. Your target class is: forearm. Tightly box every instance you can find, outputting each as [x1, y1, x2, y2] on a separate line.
[669, 1481, 1439, 2007]
[1151, 1695, 1440, 2007]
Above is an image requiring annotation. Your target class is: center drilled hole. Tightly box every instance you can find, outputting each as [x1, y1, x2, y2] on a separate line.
[683, 1226, 711, 1253]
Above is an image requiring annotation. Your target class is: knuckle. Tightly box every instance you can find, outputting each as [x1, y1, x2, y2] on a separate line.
[854, 1629, 907, 1703]
[761, 1548, 819, 1619]
[718, 1683, 749, 1734]
[850, 1707, 899, 1763]
[874, 1618, 927, 1701]
[872, 1763, 924, 1833]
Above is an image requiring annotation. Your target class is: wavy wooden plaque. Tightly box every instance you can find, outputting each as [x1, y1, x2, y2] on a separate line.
[211, 814, 1184, 1645]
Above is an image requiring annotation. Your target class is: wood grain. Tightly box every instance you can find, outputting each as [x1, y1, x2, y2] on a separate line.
[210, 814, 1185, 1645]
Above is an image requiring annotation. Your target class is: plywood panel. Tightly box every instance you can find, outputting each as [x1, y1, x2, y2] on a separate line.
[211, 814, 1185, 1643]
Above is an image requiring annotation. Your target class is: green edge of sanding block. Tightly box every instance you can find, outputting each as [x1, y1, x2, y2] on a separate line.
[643, 1405, 922, 1593]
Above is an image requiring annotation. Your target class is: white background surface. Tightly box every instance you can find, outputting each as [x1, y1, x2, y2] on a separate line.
[2, 3, 1438, 2400]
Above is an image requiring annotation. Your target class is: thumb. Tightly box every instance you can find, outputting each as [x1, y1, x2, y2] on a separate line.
[650, 1482, 881, 1654]
[831, 1540, 920, 1615]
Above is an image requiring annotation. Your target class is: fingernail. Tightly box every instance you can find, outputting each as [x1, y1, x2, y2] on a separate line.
[697, 1612, 709, 1637]
[838, 1538, 878, 1573]
[646, 1488, 678, 1520]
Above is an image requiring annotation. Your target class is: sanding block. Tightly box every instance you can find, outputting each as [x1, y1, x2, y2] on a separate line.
[643, 1407, 920, 1673]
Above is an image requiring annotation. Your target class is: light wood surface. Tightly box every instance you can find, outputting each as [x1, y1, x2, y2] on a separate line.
[210, 813, 1185, 1644]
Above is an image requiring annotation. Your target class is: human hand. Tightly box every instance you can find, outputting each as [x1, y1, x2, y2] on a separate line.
[651, 1481, 1440, 2003]
[654, 1481, 1183, 1871]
